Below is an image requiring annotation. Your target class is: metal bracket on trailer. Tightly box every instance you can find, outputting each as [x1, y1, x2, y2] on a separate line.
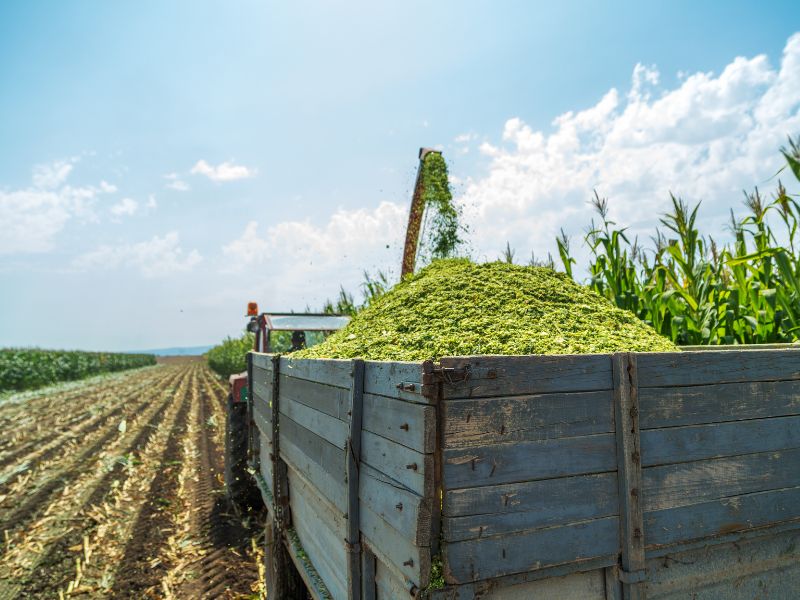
[270, 354, 291, 531]
[346, 359, 367, 600]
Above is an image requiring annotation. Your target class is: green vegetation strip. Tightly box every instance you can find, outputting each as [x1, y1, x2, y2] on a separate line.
[206, 333, 254, 378]
[0, 348, 156, 392]
[297, 258, 676, 361]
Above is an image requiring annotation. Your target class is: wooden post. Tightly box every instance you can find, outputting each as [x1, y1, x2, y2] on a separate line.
[423, 359, 443, 558]
[270, 355, 287, 526]
[612, 353, 646, 599]
[346, 359, 366, 599]
[361, 545, 377, 600]
[246, 351, 257, 470]
[264, 354, 306, 598]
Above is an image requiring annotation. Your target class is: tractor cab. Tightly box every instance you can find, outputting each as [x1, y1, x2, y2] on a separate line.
[245, 303, 350, 354]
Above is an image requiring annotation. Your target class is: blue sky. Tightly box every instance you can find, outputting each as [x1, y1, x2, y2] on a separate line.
[1, 2, 799, 350]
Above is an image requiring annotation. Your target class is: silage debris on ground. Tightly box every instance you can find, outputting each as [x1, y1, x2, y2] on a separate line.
[296, 259, 677, 361]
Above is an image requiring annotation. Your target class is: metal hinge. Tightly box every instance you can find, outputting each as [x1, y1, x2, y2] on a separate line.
[425, 365, 498, 384]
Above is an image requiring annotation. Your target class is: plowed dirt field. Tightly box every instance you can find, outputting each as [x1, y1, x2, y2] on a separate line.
[0, 358, 264, 599]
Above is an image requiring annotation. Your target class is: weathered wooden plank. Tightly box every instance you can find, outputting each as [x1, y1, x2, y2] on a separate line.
[280, 415, 346, 478]
[431, 565, 609, 600]
[640, 414, 800, 467]
[281, 356, 353, 388]
[363, 361, 427, 404]
[251, 379, 272, 406]
[644, 517, 800, 561]
[443, 390, 613, 449]
[363, 393, 436, 454]
[280, 431, 347, 513]
[361, 430, 434, 498]
[290, 471, 348, 599]
[280, 373, 351, 421]
[360, 502, 430, 588]
[639, 379, 800, 429]
[644, 485, 800, 548]
[442, 473, 618, 542]
[612, 353, 645, 599]
[443, 516, 620, 584]
[259, 434, 273, 495]
[252, 363, 271, 386]
[251, 351, 273, 370]
[637, 349, 800, 388]
[279, 396, 348, 448]
[253, 399, 272, 440]
[642, 447, 800, 512]
[437, 354, 612, 399]
[362, 546, 377, 600]
[374, 554, 415, 600]
[443, 434, 617, 489]
[360, 463, 433, 547]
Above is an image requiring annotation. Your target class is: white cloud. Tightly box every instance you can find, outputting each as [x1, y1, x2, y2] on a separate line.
[146, 194, 157, 210]
[31, 159, 76, 190]
[458, 33, 800, 265]
[164, 172, 190, 191]
[73, 232, 202, 278]
[214, 33, 800, 308]
[0, 159, 114, 254]
[99, 180, 117, 193]
[221, 202, 406, 306]
[190, 159, 256, 182]
[110, 197, 138, 217]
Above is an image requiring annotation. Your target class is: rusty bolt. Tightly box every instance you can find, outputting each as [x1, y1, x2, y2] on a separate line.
[396, 502, 403, 511]
[403, 559, 415, 567]
[406, 463, 418, 471]
[400, 423, 409, 431]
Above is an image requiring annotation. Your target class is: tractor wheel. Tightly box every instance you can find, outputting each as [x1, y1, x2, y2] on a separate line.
[224, 393, 256, 512]
[264, 519, 308, 599]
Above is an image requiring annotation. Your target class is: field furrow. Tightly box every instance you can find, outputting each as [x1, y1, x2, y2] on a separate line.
[0, 366, 162, 441]
[159, 366, 262, 599]
[6, 366, 195, 597]
[0, 367, 183, 507]
[0, 366, 189, 579]
[0, 358, 262, 599]
[0, 367, 176, 482]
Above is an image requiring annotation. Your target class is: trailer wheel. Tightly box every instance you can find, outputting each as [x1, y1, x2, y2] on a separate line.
[225, 393, 256, 511]
[265, 519, 308, 599]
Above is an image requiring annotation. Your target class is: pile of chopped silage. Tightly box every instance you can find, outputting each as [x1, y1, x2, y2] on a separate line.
[296, 259, 677, 361]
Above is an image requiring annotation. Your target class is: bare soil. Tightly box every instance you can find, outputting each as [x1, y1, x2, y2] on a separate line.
[0, 359, 263, 599]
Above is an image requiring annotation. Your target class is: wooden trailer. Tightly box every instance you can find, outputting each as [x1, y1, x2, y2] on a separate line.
[243, 346, 800, 599]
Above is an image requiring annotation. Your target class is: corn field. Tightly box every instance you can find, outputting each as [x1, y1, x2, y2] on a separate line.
[206, 333, 254, 378]
[0, 348, 156, 392]
[557, 136, 800, 346]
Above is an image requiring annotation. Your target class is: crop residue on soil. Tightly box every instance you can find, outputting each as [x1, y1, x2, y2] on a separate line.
[0, 359, 263, 599]
[297, 258, 677, 360]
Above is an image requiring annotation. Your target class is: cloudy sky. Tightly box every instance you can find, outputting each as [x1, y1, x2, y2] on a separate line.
[1, 2, 798, 351]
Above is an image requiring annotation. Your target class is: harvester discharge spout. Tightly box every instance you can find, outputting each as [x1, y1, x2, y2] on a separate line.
[401, 147, 442, 278]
